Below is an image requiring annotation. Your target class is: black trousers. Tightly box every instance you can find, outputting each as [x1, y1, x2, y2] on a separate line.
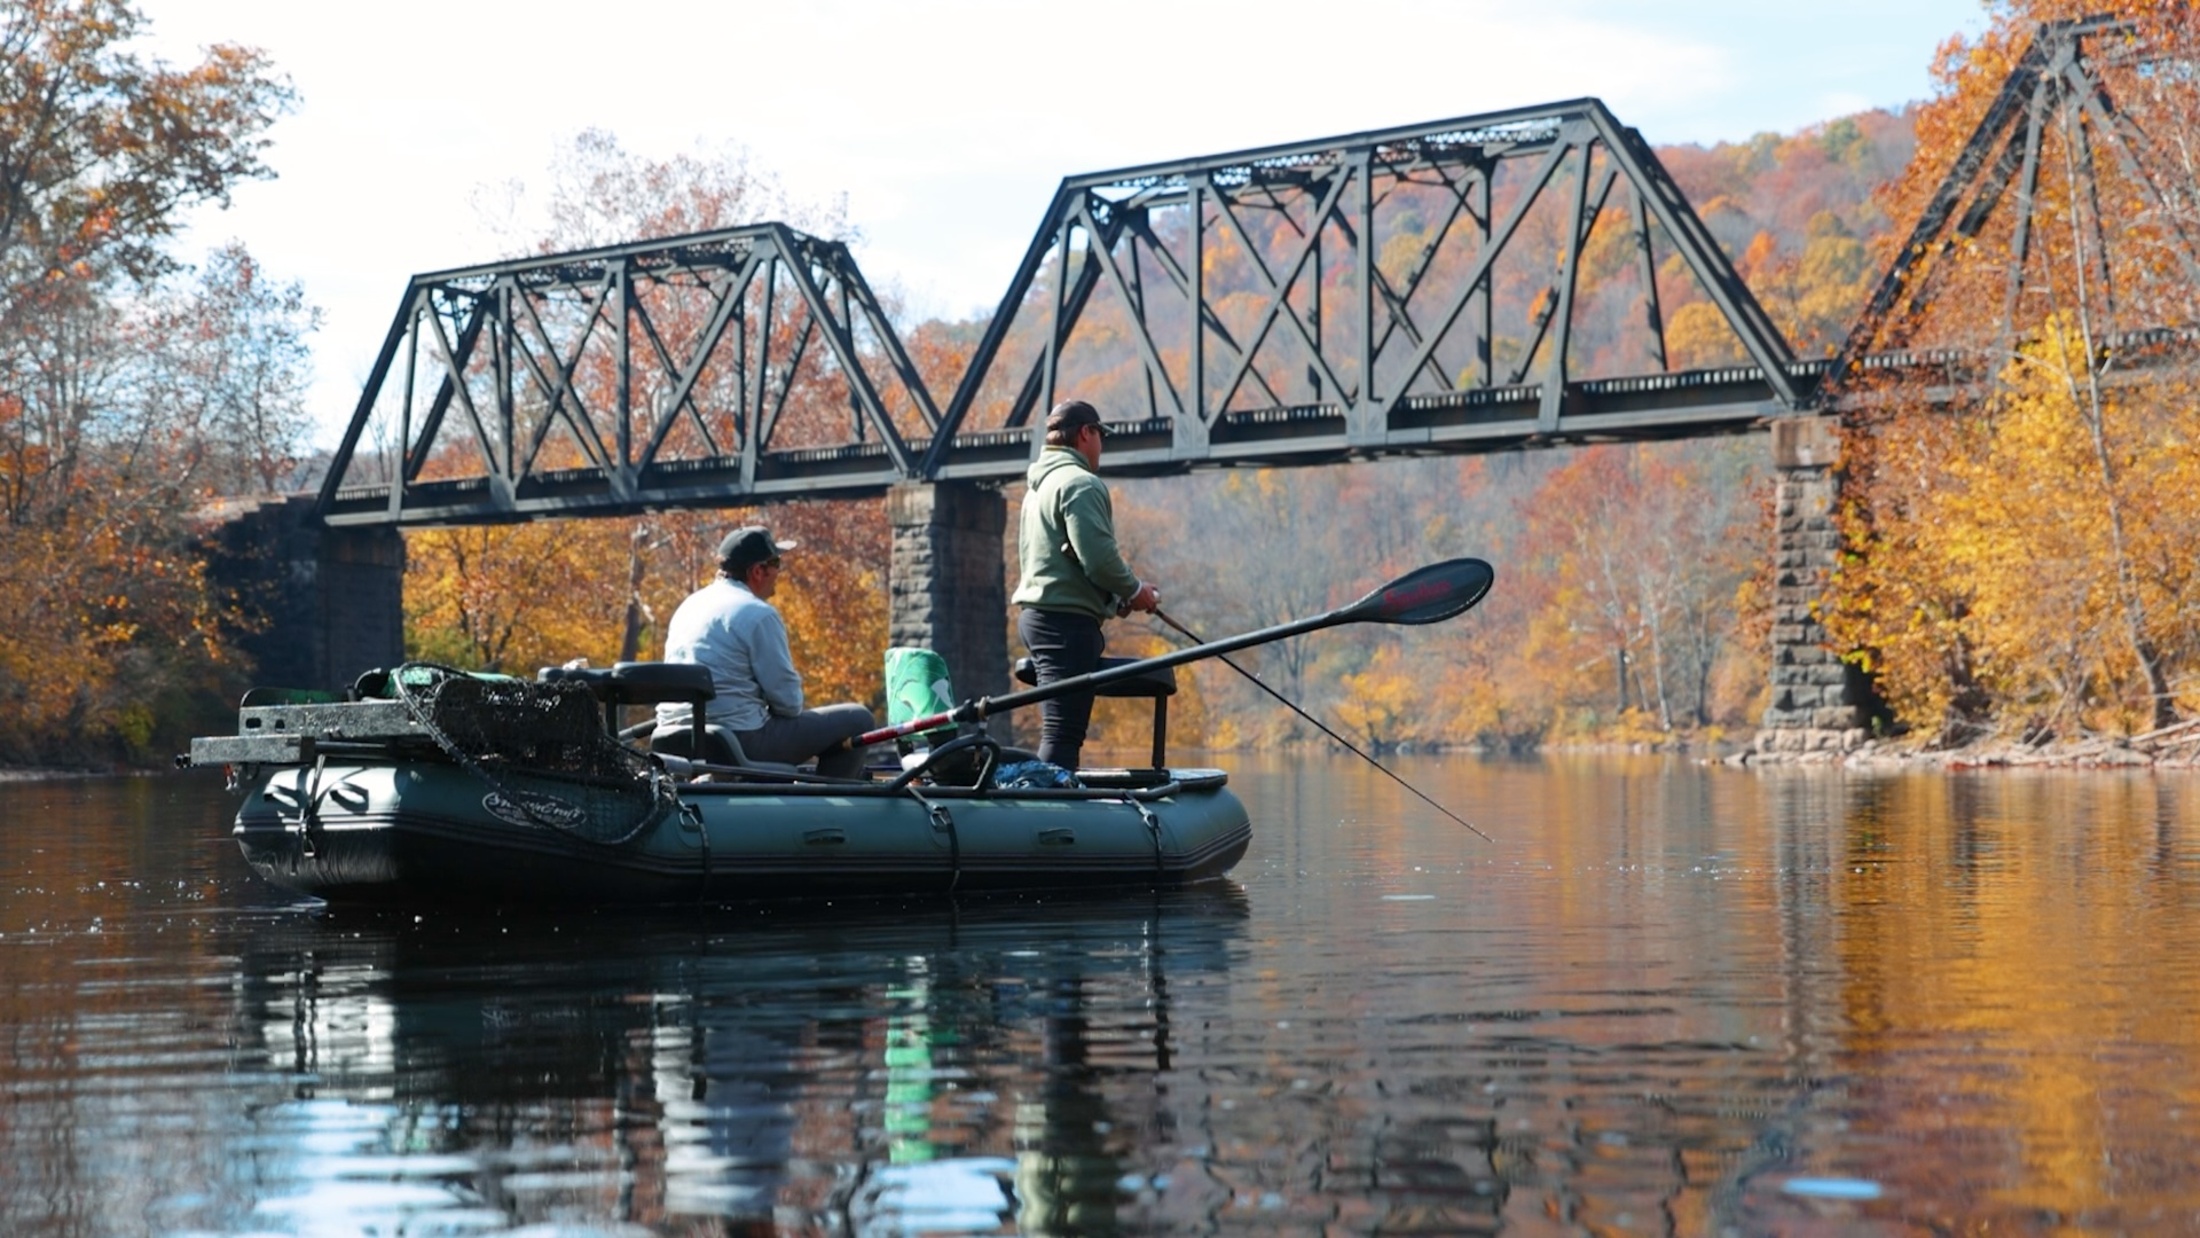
[1017, 607, 1104, 771]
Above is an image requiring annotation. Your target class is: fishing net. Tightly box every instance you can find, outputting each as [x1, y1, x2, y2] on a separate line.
[387, 663, 677, 846]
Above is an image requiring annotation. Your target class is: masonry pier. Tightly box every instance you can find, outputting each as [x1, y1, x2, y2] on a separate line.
[887, 482, 1009, 731]
[205, 496, 406, 697]
[1755, 417, 1871, 755]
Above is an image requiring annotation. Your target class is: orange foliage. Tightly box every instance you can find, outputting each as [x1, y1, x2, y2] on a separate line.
[0, 2, 293, 763]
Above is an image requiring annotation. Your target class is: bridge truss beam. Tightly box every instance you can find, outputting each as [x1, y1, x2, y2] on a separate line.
[929, 97, 1805, 480]
[315, 99, 1850, 528]
[317, 225, 941, 527]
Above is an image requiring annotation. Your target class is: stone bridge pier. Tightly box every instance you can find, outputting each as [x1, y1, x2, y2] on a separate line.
[1756, 417, 1873, 756]
[887, 482, 1010, 733]
[204, 495, 405, 696]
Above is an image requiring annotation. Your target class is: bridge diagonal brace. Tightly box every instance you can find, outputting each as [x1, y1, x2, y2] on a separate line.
[1633, 187, 1668, 370]
[416, 295, 508, 505]
[628, 284, 728, 464]
[317, 284, 424, 522]
[1375, 132, 1576, 421]
[772, 228, 917, 474]
[1539, 159, 1615, 427]
[2068, 67, 2200, 293]
[509, 274, 618, 481]
[642, 249, 763, 465]
[1358, 159, 1490, 393]
[1526, 159, 1618, 432]
[1116, 206, 1288, 415]
[1827, 29, 2065, 387]
[1587, 108, 1798, 404]
[1208, 170, 1356, 416]
[997, 204, 1132, 432]
[1074, 197, 1188, 420]
[757, 314, 818, 458]
[399, 294, 484, 484]
[826, 244, 946, 434]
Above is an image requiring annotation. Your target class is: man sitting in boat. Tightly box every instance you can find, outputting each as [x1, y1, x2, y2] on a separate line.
[653, 526, 877, 778]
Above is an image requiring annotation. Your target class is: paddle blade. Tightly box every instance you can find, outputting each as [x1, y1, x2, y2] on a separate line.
[1348, 558, 1496, 626]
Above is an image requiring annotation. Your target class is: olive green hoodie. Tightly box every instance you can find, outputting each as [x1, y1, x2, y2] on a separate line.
[1012, 446, 1141, 620]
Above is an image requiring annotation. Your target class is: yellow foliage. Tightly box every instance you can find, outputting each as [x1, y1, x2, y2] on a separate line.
[1665, 301, 1744, 369]
[1831, 319, 2200, 736]
[1334, 645, 1423, 748]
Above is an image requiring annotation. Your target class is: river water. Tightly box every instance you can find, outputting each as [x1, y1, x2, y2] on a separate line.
[3, 755, 2199, 1236]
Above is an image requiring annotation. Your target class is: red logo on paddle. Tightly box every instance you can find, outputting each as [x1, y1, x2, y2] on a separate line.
[1382, 579, 1452, 612]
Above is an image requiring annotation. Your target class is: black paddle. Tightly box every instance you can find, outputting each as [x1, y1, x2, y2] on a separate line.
[854, 557, 1496, 748]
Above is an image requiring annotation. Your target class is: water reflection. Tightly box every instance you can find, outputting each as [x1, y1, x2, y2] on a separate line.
[7, 761, 2200, 1233]
[220, 889, 1250, 1234]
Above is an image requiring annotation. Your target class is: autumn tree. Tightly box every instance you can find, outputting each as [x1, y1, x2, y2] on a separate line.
[0, 1, 291, 318]
[0, 1, 299, 762]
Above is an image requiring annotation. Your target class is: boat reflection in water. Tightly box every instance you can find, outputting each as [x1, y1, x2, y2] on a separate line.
[230, 884, 1263, 1233]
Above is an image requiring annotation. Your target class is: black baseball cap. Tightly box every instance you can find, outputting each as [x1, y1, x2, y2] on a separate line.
[718, 526, 797, 574]
[1044, 400, 1109, 437]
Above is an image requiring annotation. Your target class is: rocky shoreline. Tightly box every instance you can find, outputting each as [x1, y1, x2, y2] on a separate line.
[1733, 719, 2200, 769]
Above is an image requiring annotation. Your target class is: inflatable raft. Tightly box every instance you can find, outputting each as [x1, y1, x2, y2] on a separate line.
[189, 659, 1250, 907]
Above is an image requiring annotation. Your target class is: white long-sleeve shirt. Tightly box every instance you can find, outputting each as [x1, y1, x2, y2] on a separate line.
[654, 578, 804, 732]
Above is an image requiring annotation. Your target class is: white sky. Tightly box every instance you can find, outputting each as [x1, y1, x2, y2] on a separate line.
[134, 0, 1990, 445]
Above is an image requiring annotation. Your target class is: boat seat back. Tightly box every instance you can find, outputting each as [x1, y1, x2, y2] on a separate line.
[1012, 656, 1176, 697]
[647, 723, 803, 778]
[537, 661, 716, 707]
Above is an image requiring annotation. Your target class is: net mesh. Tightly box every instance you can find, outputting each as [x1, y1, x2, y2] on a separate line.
[390, 664, 676, 846]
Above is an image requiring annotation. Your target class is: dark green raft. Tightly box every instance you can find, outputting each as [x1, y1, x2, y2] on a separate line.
[188, 659, 1250, 907]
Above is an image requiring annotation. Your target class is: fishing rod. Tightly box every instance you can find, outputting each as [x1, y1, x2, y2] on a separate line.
[854, 557, 1496, 748]
[1150, 607, 1493, 843]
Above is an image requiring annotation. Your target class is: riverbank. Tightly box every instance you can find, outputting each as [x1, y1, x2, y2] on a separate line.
[0, 767, 118, 781]
[1733, 719, 2200, 770]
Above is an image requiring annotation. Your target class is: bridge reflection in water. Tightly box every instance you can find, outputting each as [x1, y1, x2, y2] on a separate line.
[4, 760, 2200, 1233]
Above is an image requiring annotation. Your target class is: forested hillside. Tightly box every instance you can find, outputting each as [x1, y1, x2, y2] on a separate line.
[60, 1, 2200, 763]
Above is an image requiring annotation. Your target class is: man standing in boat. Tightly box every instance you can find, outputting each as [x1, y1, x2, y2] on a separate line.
[1013, 400, 1161, 772]
[656, 527, 877, 778]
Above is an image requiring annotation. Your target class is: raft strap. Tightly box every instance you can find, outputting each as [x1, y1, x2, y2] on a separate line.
[1128, 796, 1165, 877]
[904, 783, 962, 893]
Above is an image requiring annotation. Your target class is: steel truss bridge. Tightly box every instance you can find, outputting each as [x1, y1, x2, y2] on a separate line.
[315, 17, 2191, 528]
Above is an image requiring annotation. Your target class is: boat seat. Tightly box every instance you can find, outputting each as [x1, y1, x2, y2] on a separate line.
[538, 660, 720, 742]
[646, 722, 803, 779]
[1012, 656, 1176, 697]
[538, 661, 717, 707]
[1011, 656, 1177, 769]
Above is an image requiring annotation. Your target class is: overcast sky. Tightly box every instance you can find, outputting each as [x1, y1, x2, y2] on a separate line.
[134, 0, 1991, 444]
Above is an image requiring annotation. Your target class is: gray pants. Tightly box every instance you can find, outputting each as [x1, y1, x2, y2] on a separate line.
[736, 704, 877, 778]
